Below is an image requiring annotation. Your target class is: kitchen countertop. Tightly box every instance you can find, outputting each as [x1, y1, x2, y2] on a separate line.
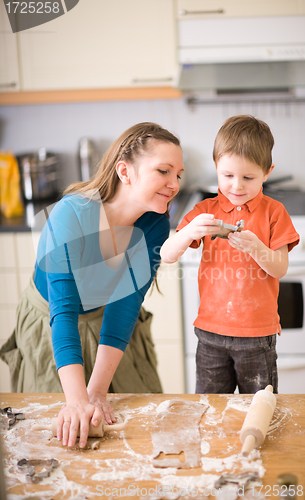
[0, 197, 60, 232]
[1, 393, 304, 500]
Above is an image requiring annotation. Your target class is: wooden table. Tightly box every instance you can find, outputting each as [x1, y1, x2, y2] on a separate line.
[1, 393, 304, 499]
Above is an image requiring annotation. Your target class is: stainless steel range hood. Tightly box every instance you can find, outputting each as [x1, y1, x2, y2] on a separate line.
[177, 15, 305, 95]
[178, 61, 305, 95]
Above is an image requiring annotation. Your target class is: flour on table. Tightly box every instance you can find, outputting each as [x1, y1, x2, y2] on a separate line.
[156, 400, 171, 414]
[158, 472, 219, 491]
[225, 395, 251, 412]
[201, 450, 265, 477]
[201, 440, 210, 455]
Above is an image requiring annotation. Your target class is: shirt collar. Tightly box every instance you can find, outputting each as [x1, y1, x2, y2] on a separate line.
[218, 187, 264, 213]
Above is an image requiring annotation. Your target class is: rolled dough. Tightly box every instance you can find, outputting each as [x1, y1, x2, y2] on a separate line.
[152, 399, 209, 469]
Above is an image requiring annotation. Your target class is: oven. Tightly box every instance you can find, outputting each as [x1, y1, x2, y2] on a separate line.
[275, 215, 305, 392]
[177, 191, 305, 394]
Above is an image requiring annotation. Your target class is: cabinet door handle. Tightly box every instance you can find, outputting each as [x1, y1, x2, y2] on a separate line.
[131, 77, 173, 83]
[179, 9, 224, 15]
[0, 82, 17, 88]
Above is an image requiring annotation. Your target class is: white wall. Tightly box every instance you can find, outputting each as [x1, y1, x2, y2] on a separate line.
[0, 95, 304, 191]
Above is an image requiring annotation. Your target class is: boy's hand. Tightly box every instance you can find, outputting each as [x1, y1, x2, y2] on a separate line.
[186, 213, 222, 240]
[227, 229, 259, 254]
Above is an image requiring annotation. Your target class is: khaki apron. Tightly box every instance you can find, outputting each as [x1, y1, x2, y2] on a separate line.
[0, 277, 162, 394]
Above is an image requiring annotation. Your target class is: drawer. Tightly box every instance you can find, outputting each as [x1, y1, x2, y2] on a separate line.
[154, 342, 185, 393]
[0, 355, 11, 393]
[15, 233, 37, 269]
[0, 233, 16, 268]
[143, 263, 183, 341]
[0, 307, 16, 340]
[0, 272, 19, 304]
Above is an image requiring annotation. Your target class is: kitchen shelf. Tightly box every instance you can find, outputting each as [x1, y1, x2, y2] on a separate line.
[0, 87, 182, 106]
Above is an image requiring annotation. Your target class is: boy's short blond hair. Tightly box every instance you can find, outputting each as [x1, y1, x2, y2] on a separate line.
[213, 115, 274, 174]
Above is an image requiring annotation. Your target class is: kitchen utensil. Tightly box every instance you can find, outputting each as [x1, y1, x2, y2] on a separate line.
[32, 417, 125, 437]
[239, 385, 276, 456]
[17, 148, 60, 202]
[78, 138, 98, 182]
[211, 219, 244, 240]
[17, 458, 59, 484]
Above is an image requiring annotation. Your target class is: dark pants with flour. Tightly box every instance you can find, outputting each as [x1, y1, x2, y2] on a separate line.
[195, 328, 278, 394]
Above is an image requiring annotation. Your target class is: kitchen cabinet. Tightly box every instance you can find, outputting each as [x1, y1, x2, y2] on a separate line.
[0, 1, 20, 92]
[143, 260, 185, 394]
[0, 232, 185, 394]
[0, 232, 38, 392]
[17, 0, 177, 91]
[177, 0, 305, 19]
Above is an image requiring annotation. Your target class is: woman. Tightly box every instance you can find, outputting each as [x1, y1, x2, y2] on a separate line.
[1, 122, 184, 448]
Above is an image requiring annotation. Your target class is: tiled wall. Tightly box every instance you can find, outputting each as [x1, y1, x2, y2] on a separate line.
[0, 96, 304, 191]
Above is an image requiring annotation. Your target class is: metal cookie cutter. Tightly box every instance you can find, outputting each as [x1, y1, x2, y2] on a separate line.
[17, 458, 59, 484]
[214, 471, 261, 490]
[0, 406, 25, 429]
[211, 219, 244, 240]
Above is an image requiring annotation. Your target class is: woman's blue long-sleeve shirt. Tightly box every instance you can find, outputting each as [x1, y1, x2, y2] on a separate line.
[33, 192, 170, 370]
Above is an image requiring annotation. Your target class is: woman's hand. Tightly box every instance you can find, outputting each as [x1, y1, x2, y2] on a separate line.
[87, 393, 116, 425]
[57, 363, 105, 448]
[57, 399, 103, 448]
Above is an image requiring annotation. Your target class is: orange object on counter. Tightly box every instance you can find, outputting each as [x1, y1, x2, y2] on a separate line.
[0, 151, 24, 218]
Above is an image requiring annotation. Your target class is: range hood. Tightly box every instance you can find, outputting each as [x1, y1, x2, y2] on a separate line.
[177, 15, 305, 94]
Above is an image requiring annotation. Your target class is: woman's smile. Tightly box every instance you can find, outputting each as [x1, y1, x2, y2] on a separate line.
[133, 141, 184, 214]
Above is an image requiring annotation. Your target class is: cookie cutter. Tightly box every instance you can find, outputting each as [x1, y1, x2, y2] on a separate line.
[214, 471, 261, 490]
[0, 406, 25, 429]
[211, 219, 244, 240]
[17, 458, 59, 483]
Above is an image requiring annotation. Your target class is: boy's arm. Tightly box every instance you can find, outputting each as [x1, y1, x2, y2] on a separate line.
[228, 230, 289, 278]
[254, 244, 288, 278]
[161, 213, 219, 263]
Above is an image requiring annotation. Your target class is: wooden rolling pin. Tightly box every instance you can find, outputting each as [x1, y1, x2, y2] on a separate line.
[239, 385, 276, 457]
[32, 418, 125, 438]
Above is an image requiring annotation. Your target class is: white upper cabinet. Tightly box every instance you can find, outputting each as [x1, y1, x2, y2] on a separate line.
[0, 1, 20, 92]
[177, 0, 305, 18]
[17, 0, 177, 91]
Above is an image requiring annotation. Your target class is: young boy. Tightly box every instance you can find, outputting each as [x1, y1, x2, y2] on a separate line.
[161, 115, 299, 394]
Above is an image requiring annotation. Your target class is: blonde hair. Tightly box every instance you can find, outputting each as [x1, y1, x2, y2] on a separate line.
[213, 115, 274, 174]
[64, 122, 181, 199]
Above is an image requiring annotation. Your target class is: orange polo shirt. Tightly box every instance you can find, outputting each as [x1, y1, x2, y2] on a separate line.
[177, 189, 299, 337]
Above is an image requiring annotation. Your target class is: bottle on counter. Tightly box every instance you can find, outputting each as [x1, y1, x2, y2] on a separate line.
[78, 138, 99, 182]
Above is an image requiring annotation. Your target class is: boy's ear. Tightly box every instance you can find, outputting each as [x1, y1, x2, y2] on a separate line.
[263, 164, 275, 182]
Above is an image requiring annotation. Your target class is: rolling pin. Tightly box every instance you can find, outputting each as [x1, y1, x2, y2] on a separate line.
[239, 385, 276, 457]
[32, 417, 125, 438]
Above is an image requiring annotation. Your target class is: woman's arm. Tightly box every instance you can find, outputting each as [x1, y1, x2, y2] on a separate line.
[87, 344, 124, 420]
[57, 364, 100, 449]
[56, 345, 123, 449]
